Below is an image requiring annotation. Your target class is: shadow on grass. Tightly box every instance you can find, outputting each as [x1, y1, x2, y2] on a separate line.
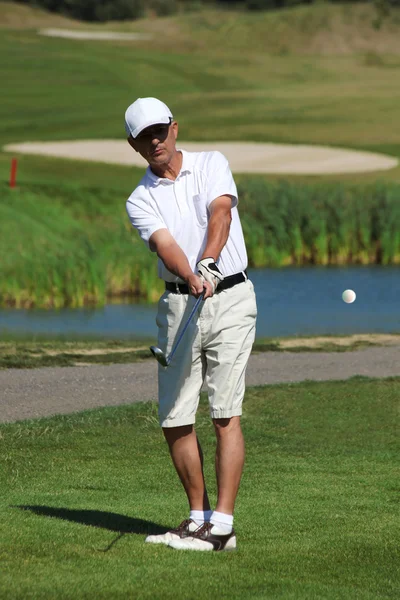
[14, 505, 169, 536]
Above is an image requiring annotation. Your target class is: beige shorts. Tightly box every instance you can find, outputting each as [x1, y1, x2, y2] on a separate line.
[156, 279, 257, 428]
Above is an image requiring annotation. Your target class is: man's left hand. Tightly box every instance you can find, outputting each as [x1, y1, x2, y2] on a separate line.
[196, 258, 224, 294]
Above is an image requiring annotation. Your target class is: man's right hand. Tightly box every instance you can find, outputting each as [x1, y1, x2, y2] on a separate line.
[187, 274, 213, 299]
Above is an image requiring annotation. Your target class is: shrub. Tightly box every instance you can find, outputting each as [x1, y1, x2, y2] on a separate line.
[147, 0, 179, 17]
[14, 0, 145, 22]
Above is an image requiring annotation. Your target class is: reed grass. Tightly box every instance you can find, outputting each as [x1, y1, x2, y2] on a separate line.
[0, 183, 157, 308]
[1, 179, 400, 308]
[238, 178, 400, 268]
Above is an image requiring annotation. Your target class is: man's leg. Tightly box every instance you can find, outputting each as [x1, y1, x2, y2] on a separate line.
[146, 294, 211, 545]
[167, 282, 256, 550]
[212, 416, 244, 515]
[145, 425, 211, 545]
[167, 416, 244, 552]
[163, 424, 211, 511]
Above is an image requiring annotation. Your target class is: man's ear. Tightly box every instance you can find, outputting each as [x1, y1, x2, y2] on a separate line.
[171, 121, 178, 141]
[127, 135, 138, 152]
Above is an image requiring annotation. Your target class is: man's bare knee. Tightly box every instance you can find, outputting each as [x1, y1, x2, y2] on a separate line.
[162, 424, 194, 445]
[212, 416, 241, 437]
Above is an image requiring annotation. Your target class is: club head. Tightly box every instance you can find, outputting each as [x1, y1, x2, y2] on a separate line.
[149, 345, 169, 368]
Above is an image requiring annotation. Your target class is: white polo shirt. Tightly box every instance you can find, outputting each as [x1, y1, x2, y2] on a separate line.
[126, 149, 248, 282]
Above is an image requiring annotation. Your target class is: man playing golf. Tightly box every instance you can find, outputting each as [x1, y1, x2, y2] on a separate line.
[125, 97, 257, 551]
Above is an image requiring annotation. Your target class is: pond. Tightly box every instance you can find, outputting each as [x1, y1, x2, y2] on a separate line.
[0, 266, 399, 339]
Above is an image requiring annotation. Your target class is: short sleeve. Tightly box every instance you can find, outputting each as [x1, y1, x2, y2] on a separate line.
[126, 193, 166, 251]
[206, 151, 238, 209]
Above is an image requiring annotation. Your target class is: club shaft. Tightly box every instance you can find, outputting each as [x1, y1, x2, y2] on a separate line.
[167, 291, 205, 365]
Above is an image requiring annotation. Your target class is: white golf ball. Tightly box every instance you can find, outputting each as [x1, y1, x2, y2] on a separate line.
[342, 289, 356, 303]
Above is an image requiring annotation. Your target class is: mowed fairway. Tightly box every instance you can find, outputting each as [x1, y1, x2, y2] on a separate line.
[1, 3, 400, 187]
[1, 378, 399, 599]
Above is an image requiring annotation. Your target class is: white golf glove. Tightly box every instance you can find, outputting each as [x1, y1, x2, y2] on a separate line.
[196, 258, 224, 293]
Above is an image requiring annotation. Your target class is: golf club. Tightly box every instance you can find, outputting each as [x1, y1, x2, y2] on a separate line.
[150, 290, 206, 367]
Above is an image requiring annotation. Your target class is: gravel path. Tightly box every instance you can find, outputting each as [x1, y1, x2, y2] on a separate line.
[1, 346, 400, 424]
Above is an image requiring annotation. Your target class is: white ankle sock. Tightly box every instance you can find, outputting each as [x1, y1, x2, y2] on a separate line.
[210, 511, 233, 534]
[190, 509, 213, 527]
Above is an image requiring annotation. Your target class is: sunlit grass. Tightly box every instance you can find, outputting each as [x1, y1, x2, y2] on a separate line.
[1, 377, 399, 598]
[1, 5, 400, 172]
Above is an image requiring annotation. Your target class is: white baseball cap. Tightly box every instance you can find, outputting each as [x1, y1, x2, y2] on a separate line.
[125, 97, 173, 138]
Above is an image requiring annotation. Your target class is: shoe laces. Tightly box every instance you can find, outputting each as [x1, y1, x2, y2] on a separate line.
[192, 521, 213, 539]
[173, 519, 193, 534]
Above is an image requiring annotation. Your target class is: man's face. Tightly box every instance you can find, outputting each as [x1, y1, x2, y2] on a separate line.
[128, 120, 178, 167]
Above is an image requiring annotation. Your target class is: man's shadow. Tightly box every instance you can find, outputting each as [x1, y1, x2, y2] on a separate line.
[14, 505, 169, 552]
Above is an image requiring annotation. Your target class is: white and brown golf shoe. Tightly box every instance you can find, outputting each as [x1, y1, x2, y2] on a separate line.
[145, 518, 199, 546]
[168, 522, 236, 552]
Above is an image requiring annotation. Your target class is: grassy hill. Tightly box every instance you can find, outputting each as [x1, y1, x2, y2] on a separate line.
[0, 1, 81, 29]
[2, 2, 400, 54]
[1, 2, 400, 178]
[136, 3, 400, 57]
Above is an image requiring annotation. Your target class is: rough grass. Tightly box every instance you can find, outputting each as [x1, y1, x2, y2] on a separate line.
[147, 3, 400, 57]
[2, 3, 400, 56]
[1, 377, 399, 598]
[1, 334, 400, 369]
[2, 179, 400, 307]
[0, 339, 153, 369]
[0, 1, 81, 30]
[0, 183, 163, 307]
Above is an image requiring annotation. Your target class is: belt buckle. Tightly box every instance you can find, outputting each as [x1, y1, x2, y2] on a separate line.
[175, 282, 181, 294]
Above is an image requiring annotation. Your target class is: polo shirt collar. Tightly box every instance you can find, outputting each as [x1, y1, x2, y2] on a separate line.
[146, 149, 193, 186]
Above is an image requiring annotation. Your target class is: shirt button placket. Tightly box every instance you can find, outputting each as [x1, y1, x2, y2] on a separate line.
[173, 177, 182, 216]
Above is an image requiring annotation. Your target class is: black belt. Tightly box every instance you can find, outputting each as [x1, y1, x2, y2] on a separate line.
[165, 270, 247, 294]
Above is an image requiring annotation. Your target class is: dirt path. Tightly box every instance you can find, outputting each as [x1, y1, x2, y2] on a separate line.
[1, 345, 400, 424]
[278, 333, 400, 348]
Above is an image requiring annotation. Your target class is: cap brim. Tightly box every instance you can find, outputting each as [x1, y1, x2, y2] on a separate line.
[128, 116, 172, 139]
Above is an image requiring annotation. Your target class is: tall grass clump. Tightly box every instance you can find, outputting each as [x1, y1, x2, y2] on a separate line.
[1, 180, 400, 308]
[0, 184, 162, 308]
[238, 178, 400, 268]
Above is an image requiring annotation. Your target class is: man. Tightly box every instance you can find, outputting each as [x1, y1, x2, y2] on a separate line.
[125, 97, 257, 552]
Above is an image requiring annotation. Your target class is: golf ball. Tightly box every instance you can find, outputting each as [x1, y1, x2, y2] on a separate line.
[342, 289, 356, 303]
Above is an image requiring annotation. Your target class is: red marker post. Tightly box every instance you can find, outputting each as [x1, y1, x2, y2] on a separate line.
[9, 157, 18, 188]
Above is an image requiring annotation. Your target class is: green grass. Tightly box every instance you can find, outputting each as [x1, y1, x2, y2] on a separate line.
[0, 182, 164, 307]
[1, 377, 399, 598]
[1, 4, 400, 187]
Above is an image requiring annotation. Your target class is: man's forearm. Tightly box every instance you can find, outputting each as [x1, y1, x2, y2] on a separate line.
[201, 209, 232, 262]
[157, 241, 194, 282]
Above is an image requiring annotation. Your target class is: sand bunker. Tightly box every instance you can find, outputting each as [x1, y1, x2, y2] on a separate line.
[4, 140, 398, 174]
[38, 28, 152, 41]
